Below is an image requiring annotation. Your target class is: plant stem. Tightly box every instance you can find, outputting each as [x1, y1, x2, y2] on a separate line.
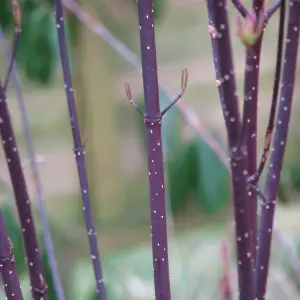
[137, 1, 171, 299]
[54, 1, 106, 299]
[241, 0, 266, 263]
[63, 0, 229, 170]
[255, 2, 300, 298]
[231, 0, 248, 17]
[0, 26, 65, 300]
[0, 82, 47, 299]
[206, 1, 254, 299]
[251, 0, 285, 185]
[0, 209, 23, 300]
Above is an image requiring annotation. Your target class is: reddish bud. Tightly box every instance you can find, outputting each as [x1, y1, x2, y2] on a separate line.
[11, 0, 21, 30]
[236, 10, 264, 46]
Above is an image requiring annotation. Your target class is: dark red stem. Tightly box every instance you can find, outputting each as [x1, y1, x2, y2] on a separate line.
[240, 0, 265, 265]
[137, 1, 171, 299]
[206, 1, 254, 299]
[54, 1, 106, 299]
[255, 1, 300, 298]
[0, 76, 48, 300]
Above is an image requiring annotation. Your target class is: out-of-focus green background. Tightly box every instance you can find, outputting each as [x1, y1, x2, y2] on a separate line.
[0, 0, 300, 299]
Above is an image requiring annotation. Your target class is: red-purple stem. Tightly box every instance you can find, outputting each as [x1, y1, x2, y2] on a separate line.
[240, 0, 265, 266]
[137, 1, 171, 299]
[251, 0, 285, 186]
[255, 1, 300, 298]
[231, 0, 248, 17]
[206, 1, 254, 299]
[54, 1, 106, 299]
[0, 83, 47, 299]
[0, 25, 66, 300]
[0, 209, 23, 300]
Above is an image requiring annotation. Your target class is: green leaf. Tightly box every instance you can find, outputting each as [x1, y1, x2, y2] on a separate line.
[1, 204, 26, 275]
[167, 141, 197, 214]
[22, 9, 57, 83]
[193, 137, 230, 213]
[0, 0, 13, 30]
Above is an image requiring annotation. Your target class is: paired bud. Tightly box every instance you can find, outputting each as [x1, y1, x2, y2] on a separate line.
[236, 10, 264, 46]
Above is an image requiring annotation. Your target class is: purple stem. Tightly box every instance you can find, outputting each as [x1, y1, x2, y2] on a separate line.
[251, 0, 285, 185]
[54, 1, 106, 299]
[231, 0, 248, 17]
[0, 26, 65, 300]
[240, 0, 265, 266]
[0, 83, 47, 299]
[206, 1, 254, 299]
[255, 1, 300, 299]
[137, 1, 171, 299]
[265, 0, 282, 22]
[0, 209, 23, 300]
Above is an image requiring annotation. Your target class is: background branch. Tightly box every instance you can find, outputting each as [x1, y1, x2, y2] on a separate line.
[54, 1, 106, 298]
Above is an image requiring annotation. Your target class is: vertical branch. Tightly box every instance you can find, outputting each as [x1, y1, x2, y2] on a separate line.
[251, 0, 286, 184]
[241, 0, 265, 263]
[0, 26, 65, 300]
[137, 1, 171, 299]
[0, 24, 48, 300]
[0, 88, 48, 299]
[0, 209, 23, 300]
[54, 1, 106, 299]
[0, 87, 47, 300]
[206, 1, 254, 299]
[255, 2, 300, 299]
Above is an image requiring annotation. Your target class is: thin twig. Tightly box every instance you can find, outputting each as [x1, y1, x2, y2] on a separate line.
[54, 1, 106, 299]
[231, 0, 249, 17]
[161, 69, 188, 117]
[250, 0, 286, 185]
[124, 82, 145, 116]
[265, 0, 282, 22]
[0, 26, 65, 300]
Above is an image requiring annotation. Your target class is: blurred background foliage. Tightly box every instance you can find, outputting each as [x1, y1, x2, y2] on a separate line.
[0, 0, 300, 299]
